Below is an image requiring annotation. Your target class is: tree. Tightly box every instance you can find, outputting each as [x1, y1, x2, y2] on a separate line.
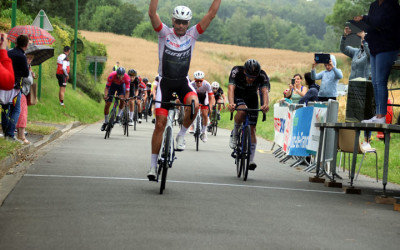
[325, 0, 370, 32]
[132, 21, 157, 42]
[225, 9, 250, 46]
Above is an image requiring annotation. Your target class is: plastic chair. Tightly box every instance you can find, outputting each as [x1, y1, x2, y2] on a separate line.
[337, 129, 378, 182]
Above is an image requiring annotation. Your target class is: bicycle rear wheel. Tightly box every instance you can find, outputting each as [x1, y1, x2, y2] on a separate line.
[243, 126, 251, 181]
[236, 129, 243, 178]
[159, 126, 172, 194]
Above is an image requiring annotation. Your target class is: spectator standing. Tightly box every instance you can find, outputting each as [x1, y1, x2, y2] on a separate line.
[16, 54, 35, 144]
[340, 28, 371, 80]
[56, 46, 71, 106]
[0, 35, 29, 141]
[112, 61, 120, 71]
[299, 72, 320, 105]
[354, 0, 400, 124]
[311, 54, 343, 101]
[340, 27, 372, 147]
[0, 33, 14, 90]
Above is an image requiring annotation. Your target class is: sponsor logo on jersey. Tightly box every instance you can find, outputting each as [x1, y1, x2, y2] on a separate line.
[165, 48, 191, 58]
[166, 38, 191, 49]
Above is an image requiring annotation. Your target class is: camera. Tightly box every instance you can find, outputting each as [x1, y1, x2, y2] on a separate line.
[291, 78, 295, 85]
[315, 53, 330, 64]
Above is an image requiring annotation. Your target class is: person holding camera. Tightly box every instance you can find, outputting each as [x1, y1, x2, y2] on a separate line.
[341, 27, 373, 148]
[288, 73, 307, 104]
[311, 54, 343, 102]
[354, 0, 400, 124]
[340, 27, 371, 80]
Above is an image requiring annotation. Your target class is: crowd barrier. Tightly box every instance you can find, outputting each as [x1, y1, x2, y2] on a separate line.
[273, 100, 339, 173]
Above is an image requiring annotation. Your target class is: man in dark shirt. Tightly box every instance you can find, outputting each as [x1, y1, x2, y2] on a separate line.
[1, 35, 29, 140]
[228, 59, 270, 170]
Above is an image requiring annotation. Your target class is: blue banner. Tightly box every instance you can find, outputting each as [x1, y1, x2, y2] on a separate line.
[288, 107, 314, 156]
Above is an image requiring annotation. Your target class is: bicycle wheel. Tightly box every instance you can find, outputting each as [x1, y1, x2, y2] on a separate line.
[123, 106, 129, 137]
[144, 101, 148, 123]
[105, 107, 116, 139]
[195, 116, 201, 151]
[236, 129, 243, 178]
[134, 102, 138, 131]
[243, 126, 251, 181]
[159, 126, 172, 194]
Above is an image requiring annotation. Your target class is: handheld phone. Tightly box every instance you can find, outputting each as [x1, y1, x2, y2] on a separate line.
[315, 53, 330, 64]
[291, 78, 295, 85]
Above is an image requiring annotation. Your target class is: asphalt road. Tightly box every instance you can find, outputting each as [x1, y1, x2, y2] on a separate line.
[0, 120, 400, 250]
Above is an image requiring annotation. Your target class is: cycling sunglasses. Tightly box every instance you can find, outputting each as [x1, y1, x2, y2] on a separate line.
[195, 80, 203, 83]
[174, 19, 189, 25]
[245, 72, 258, 79]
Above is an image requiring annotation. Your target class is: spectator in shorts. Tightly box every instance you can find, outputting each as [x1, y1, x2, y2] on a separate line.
[56, 46, 71, 106]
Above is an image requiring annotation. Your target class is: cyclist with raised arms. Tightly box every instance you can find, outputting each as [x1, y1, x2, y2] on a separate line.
[101, 67, 130, 131]
[147, 0, 222, 180]
[228, 59, 270, 171]
[190, 70, 214, 142]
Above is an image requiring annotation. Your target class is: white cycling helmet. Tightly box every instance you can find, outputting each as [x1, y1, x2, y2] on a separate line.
[172, 6, 192, 21]
[194, 70, 205, 80]
[211, 82, 220, 88]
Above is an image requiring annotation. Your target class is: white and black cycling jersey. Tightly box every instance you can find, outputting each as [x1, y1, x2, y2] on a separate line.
[155, 23, 203, 79]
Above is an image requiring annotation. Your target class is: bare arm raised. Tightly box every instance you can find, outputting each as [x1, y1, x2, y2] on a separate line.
[199, 0, 222, 32]
[148, 0, 162, 30]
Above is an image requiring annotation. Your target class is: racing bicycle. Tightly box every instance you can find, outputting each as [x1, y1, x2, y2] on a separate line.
[230, 108, 266, 181]
[150, 99, 195, 194]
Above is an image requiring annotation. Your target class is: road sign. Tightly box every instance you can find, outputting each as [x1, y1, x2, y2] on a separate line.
[32, 10, 53, 31]
[86, 56, 107, 62]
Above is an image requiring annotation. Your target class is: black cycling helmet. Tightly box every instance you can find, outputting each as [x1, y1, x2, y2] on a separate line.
[143, 77, 149, 83]
[155, 76, 159, 81]
[128, 69, 137, 77]
[244, 59, 261, 77]
[116, 67, 126, 76]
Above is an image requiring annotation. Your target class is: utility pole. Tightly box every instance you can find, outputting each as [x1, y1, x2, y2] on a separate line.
[73, 0, 78, 90]
[11, 0, 17, 48]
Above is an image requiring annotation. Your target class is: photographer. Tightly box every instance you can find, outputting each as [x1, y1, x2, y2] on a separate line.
[311, 54, 343, 101]
[288, 73, 307, 104]
[340, 27, 371, 80]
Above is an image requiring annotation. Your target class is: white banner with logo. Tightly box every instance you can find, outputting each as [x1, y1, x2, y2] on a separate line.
[273, 103, 288, 147]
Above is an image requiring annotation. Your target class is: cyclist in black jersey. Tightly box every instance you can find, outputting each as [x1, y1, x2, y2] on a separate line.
[147, 0, 222, 181]
[228, 59, 270, 171]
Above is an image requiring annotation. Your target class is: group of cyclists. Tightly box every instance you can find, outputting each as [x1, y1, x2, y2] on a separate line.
[100, 67, 154, 131]
[102, 0, 271, 182]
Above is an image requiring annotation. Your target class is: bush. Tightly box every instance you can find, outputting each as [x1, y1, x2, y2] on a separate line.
[76, 73, 102, 103]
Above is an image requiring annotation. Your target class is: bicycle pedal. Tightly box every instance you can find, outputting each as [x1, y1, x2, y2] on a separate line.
[231, 151, 237, 159]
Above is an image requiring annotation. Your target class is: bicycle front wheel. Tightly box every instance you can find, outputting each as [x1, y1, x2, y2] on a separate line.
[236, 129, 243, 178]
[105, 107, 116, 139]
[195, 117, 201, 151]
[134, 102, 138, 131]
[160, 126, 172, 194]
[123, 106, 129, 136]
[243, 126, 251, 181]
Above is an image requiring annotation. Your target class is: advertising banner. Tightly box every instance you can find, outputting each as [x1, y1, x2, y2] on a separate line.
[306, 104, 328, 155]
[288, 107, 314, 156]
[273, 103, 288, 147]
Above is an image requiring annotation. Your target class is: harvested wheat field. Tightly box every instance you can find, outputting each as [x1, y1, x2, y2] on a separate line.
[80, 30, 400, 122]
[80, 30, 341, 82]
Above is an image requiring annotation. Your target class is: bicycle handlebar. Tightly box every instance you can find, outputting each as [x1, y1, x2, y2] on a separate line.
[230, 108, 266, 122]
[150, 99, 196, 120]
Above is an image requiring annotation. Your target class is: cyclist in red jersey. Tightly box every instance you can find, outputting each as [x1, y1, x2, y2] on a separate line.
[147, 0, 222, 180]
[101, 67, 130, 131]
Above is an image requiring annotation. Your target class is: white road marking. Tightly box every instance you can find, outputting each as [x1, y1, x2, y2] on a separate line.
[24, 174, 345, 194]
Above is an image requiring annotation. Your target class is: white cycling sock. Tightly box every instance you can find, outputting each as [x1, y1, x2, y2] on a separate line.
[104, 115, 109, 123]
[250, 143, 257, 162]
[129, 112, 133, 120]
[201, 125, 207, 134]
[151, 154, 158, 169]
[178, 126, 188, 137]
[118, 109, 123, 117]
[233, 122, 241, 136]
